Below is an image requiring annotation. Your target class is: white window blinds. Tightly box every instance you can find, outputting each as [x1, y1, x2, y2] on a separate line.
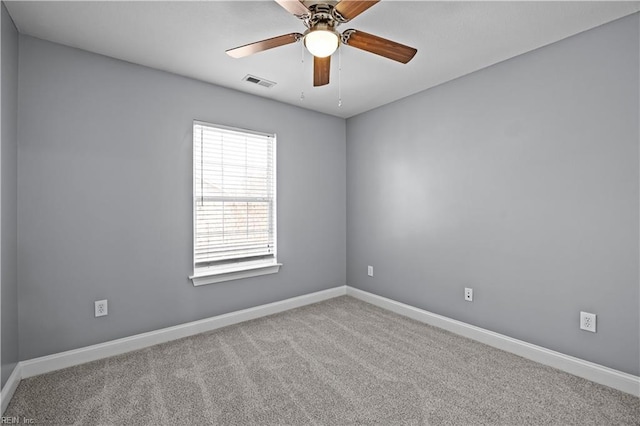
[193, 121, 276, 270]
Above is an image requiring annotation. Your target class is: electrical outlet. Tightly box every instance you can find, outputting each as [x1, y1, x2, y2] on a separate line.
[464, 288, 473, 302]
[367, 265, 373, 277]
[95, 300, 108, 317]
[580, 311, 596, 332]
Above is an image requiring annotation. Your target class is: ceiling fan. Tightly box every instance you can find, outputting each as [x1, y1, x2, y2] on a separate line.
[226, 0, 417, 87]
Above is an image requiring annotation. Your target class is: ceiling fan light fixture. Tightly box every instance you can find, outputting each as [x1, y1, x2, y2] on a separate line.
[304, 27, 339, 58]
[226, 1, 417, 88]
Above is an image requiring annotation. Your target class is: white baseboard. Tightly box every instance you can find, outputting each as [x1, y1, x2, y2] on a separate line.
[3, 284, 637, 415]
[19, 286, 346, 380]
[1, 363, 22, 414]
[346, 286, 640, 397]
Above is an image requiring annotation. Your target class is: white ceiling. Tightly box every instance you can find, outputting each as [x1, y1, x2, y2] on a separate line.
[5, 1, 640, 118]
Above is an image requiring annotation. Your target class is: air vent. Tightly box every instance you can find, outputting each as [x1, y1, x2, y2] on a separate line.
[242, 75, 276, 88]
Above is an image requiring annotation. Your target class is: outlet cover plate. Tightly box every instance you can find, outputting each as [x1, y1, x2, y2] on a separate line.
[464, 288, 473, 302]
[95, 300, 108, 317]
[580, 311, 596, 332]
[367, 266, 373, 277]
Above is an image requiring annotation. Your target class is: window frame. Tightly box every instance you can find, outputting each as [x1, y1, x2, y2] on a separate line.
[189, 120, 281, 286]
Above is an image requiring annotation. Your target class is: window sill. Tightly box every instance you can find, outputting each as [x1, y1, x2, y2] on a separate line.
[190, 261, 282, 286]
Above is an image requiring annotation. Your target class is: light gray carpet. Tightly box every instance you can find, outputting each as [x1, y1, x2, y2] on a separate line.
[5, 296, 640, 425]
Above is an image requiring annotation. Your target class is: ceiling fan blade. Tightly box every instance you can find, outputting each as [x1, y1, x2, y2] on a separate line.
[226, 33, 303, 59]
[314, 56, 331, 87]
[342, 29, 417, 64]
[274, 0, 310, 18]
[334, 0, 379, 21]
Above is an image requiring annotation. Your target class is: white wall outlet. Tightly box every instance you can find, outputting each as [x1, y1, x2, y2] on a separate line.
[367, 265, 373, 277]
[464, 288, 473, 302]
[95, 300, 108, 317]
[580, 311, 596, 332]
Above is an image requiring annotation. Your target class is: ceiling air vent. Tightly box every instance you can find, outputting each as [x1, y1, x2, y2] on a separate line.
[242, 74, 276, 88]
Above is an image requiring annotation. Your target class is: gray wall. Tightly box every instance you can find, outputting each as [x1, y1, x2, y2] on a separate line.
[1, 3, 19, 387]
[9, 10, 640, 378]
[346, 14, 639, 375]
[17, 36, 346, 360]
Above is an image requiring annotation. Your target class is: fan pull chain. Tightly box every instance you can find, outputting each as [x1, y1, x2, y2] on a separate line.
[300, 42, 305, 101]
[338, 48, 342, 107]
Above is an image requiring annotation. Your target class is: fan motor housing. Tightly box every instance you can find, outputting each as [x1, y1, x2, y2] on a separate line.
[305, 3, 347, 28]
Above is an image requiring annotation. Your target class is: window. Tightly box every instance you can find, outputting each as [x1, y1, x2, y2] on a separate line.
[190, 121, 280, 286]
